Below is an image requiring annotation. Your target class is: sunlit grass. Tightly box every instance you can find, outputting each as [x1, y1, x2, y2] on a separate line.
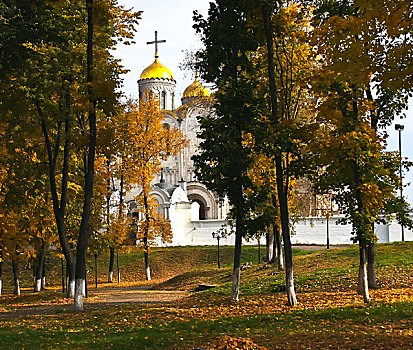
[1, 242, 412, 349]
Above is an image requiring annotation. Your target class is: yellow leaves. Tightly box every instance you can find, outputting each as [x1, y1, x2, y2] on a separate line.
[209, 335, 267, 350]
[67, 181, 82, 193]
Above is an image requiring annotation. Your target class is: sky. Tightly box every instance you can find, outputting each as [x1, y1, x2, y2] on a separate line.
[115, 0, 413, 204]
[115, 0, 211, 101]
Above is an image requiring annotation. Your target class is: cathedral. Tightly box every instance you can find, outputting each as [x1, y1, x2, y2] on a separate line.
[124, 36, 231, 246]
[123, 33, 410, 247]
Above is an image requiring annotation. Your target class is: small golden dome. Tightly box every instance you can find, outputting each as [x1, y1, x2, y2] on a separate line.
[182, 77, 210, 98]
[140, 58, 174, 80]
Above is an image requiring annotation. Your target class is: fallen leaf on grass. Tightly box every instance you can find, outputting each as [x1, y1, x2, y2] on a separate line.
[208, 335, 268, 350]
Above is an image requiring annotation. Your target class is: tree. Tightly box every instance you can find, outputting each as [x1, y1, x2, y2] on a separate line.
[73, 0, 98, 312]
[0, 114, 57, 295]
[100, 103, 135, 283]
[258, 1, 318, 306]
[0, 0, 141, 309]
[125, 98, 186, 281]
[193, 0, 263, 301]
[310, 0, 413, 302]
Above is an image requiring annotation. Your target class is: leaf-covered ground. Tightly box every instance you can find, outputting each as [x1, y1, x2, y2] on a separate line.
[0, 242, 412, 349]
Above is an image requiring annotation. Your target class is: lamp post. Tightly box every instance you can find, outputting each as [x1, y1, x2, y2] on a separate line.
[395, 123, 405, 241]
[212, 231, 221, 268]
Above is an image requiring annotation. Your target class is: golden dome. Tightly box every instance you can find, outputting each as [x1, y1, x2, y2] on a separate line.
[182, 77, 210, 98]
[140, 58, 174, 80]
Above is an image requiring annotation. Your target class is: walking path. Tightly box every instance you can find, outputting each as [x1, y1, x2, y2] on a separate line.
[0, 286, 189, 320]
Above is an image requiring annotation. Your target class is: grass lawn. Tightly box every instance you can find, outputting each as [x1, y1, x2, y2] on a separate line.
[0, 242, 412, 349]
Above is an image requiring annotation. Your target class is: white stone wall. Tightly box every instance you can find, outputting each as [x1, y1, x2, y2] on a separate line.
[164, 215, 413, 247]
[291, 217, 353, 245]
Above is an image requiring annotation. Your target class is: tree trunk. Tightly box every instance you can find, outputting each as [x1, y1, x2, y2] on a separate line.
[85, 271, 88, 298]
[61, 258, 65, 293]
[106, 166, 114, 283]
[231, 225, 242, 302]
[262, 5, 297, 306]
[67, 260, 75, 298]
[37, 99, 76, 297]
[280, 205, 297, 306]
[0, 259, 3, 297]
[34, 240, 46, 292]
[32, 261, 37, 288]
[266, 229, 274, 262]
[274, 223, 284, 270]
[94, 253, 98, 288]
[368, 241, 377, 289]
[12, 259, 20, 296]
[358, 244, 370, 303]
[270, 198, 284, 272]
[41, 253, 46, 290]
[108, 247, 115, 283]
[74, 0, 97, 312]
[36, 50, 77, 296]
[143, 191, 151, 281]
[144, 250, 151, 281]
[117, 251, 120, 283]
[257, 236, 261, 263]
[67, 259, 75, 298]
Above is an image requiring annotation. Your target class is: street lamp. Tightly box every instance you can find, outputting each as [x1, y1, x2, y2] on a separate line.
[212, 231, 222, 268]
[395, 123, 405, 241]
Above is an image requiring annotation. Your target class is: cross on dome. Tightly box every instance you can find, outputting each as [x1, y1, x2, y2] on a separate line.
[146, 31, 166, 59]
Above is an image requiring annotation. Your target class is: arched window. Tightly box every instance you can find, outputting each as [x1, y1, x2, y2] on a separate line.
[161, 91, 166, 110]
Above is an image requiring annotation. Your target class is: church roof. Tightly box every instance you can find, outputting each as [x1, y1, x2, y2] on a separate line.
[140, 58, 174, 80]
[182, 76, 210, 98]
[153, 179, 177, 196]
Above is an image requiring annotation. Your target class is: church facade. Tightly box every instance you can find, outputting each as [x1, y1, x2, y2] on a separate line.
[124, 47, 231, 246]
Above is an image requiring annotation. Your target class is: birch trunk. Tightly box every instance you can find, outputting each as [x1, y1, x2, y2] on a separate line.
[143, 192, 151, 281]
[367, 242, 377, 289]
[231, 218, 243, 302]
[74, 278, 86, 312]
[67, 260, 75, 298]
[266, 229, 274, 262]
[358, 244, 370, 303]
[0, 260, 3, 296]
[275, 224, 284, 270]
[108, 248, 115, 283]
[74, 0, 97, 312]
[12, 260, 20, 296]
[34, 240, 46, 292]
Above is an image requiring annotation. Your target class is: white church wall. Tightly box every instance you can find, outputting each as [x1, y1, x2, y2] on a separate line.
[375, 223, 390, 243]
[164, 215, 413, 247]
[169, 202, 192, 246]
[388, 221, 413, 242]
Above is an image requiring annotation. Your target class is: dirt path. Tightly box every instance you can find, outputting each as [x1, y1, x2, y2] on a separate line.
[0, 286, 189, 320]
[87, 286, 189, 304]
